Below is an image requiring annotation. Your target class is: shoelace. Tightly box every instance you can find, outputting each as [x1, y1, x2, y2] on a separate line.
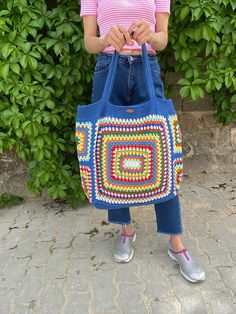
[121, 232, 135, 244]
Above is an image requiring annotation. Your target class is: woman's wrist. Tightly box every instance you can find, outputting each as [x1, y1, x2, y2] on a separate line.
[99, 35, 109, 50]
[147, 30, 168, 51]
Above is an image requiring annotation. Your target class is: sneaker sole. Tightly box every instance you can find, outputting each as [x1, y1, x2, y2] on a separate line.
[114, 232, 136, 263]
[167, 249, 206, 283]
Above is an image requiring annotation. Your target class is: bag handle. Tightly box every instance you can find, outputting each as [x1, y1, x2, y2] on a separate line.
[101, 43, 156, 103]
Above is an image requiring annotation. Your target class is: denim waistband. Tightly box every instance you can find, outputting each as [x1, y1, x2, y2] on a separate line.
[97, 52, 158, 64]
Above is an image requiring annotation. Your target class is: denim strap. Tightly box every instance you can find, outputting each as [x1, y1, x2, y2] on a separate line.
[101, 43, 156, 102]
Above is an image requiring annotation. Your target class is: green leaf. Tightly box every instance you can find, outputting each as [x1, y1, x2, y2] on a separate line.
[180, 6, 190, 21]
[8, 30, 17, 42]
[206, 80, 212, 93]
[194, 26, 202, 42]
[2, 43, 13, 59]
[28, 56, 38, 70]
[0, 63, 10, 80]
[180, 86, 190, 98]
[10, 63, 20, 75]
[20, 55, 28, 69]
[0, 194, 24, 209]
[178, 78, 191, 86]
[45, 38, 58, 50]
[54, 42, 63, 55]
[45, 99, 55, 109]
[203, 25, 213, 41]
[19, 0, 27, 6]
[181, 48, 191, 61]
[22, 42, 31, 54]
[64, 23, 74, 37]
[35, 149, 44, 161]
[230, 95, 236, 103]
[15, 128, 23, 138]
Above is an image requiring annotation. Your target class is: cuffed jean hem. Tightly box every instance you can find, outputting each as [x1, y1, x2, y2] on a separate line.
[108, 219, 132, 226]
[156, 229, 183, 235]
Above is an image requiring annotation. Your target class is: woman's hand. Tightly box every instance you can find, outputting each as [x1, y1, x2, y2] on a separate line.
[101, 24, 134, 52]
[128, 19, 154, 46]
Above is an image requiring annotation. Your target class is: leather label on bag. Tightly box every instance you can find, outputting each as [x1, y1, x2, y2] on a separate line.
[126, 109, 134, 113]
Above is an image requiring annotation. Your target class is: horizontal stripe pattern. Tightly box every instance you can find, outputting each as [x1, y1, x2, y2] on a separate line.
[80, 0, 171, 53]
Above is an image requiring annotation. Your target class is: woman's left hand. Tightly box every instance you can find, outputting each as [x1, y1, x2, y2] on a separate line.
[128, 19, 154, 45]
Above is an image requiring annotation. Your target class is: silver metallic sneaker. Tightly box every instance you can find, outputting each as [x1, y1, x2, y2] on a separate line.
[113, 231, 136, 263]
[167, 240, 206, 282]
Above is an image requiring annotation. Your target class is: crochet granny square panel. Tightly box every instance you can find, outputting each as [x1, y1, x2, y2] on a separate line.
[94, 115, 172, 204]
[76, 113, 183, 207]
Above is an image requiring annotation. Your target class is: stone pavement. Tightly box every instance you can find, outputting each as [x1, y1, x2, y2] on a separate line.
[0, 171, 236, 314]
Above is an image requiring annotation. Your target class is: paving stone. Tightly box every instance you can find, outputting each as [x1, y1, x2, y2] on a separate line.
[0, 256, 30, 290]
[52, 228, 74, 250]
[45, 248, 70, 279]
[0, 222, 14, 239]
[14, 266, 45, 304]
[118, 283, 149, 314]
[91, 269, 118, 312]
[0, 206, 21, 223]
[14, 236, 37, 259]
[30, 241, 51, 266]
[0, 228, 25, 251]
[185, 212, 209, 236]
[116, 260, 140, 283]
[13, 301, 40, 314]
[37, 222, 57, 242]
[61, 293, 91, 314]
[202, 290, 236, 314]
[93, 310, 122, 314]
[207, 220, 236, 253]
[138, 259, 173, 301]
[65, 258, 91, 293]
[200, 237, 233, 268]
[0, 248, 14, 273]
[150, 297, 180, 314]
[0, 289, 16, 313]
[217, 266, 236, 295]
[71, 234, 94, 258]
[134, 231, 154, 258]
[168, 273, 207, 314]
[38, 278, 66, 313]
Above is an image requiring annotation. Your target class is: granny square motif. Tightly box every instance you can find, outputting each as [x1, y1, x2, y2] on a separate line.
[75, 121, 92, 161]
[94, 115, 172, 205]
[168, 115, 182, 154]
[173, 157, 183, 193]
[79, 166, 92, 203]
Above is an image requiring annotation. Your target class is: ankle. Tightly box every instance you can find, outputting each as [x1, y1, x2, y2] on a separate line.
[122, 224, 133, 236]
[170, 236, 184, 251]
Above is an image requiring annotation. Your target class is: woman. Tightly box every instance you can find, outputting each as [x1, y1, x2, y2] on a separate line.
[79, 0, 206, 283]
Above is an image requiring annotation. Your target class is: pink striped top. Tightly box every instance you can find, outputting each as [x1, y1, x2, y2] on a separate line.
[80, 0, 171, 53]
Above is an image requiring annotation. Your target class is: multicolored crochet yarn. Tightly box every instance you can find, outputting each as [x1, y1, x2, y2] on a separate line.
[79, 166, 92, 203]
[75, 113, 183, 208]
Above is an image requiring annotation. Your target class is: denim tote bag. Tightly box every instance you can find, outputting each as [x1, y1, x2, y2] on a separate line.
[75, 43, 183, 209]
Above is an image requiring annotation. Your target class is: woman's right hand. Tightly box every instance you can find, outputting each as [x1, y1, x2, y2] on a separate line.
[101, 24, 134, 52]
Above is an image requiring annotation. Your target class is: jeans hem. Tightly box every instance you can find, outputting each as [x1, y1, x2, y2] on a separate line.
[108, 219, 132, 226]
[156, 229, 183, 235]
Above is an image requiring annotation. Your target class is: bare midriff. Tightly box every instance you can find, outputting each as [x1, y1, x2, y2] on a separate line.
[105, 49, 157, 55]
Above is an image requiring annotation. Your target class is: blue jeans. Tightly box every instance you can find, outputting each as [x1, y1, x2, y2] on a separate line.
[91, 52, 183, 235]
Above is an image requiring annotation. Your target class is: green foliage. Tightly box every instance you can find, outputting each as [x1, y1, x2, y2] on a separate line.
[0, 194, 24, 208]
[164, 0, 236, 124]
[0, 0, 95, 207]
[0, 0, 235, 207]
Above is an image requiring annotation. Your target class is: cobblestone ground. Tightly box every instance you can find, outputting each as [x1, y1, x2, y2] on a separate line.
[0, 171, 236, 314]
